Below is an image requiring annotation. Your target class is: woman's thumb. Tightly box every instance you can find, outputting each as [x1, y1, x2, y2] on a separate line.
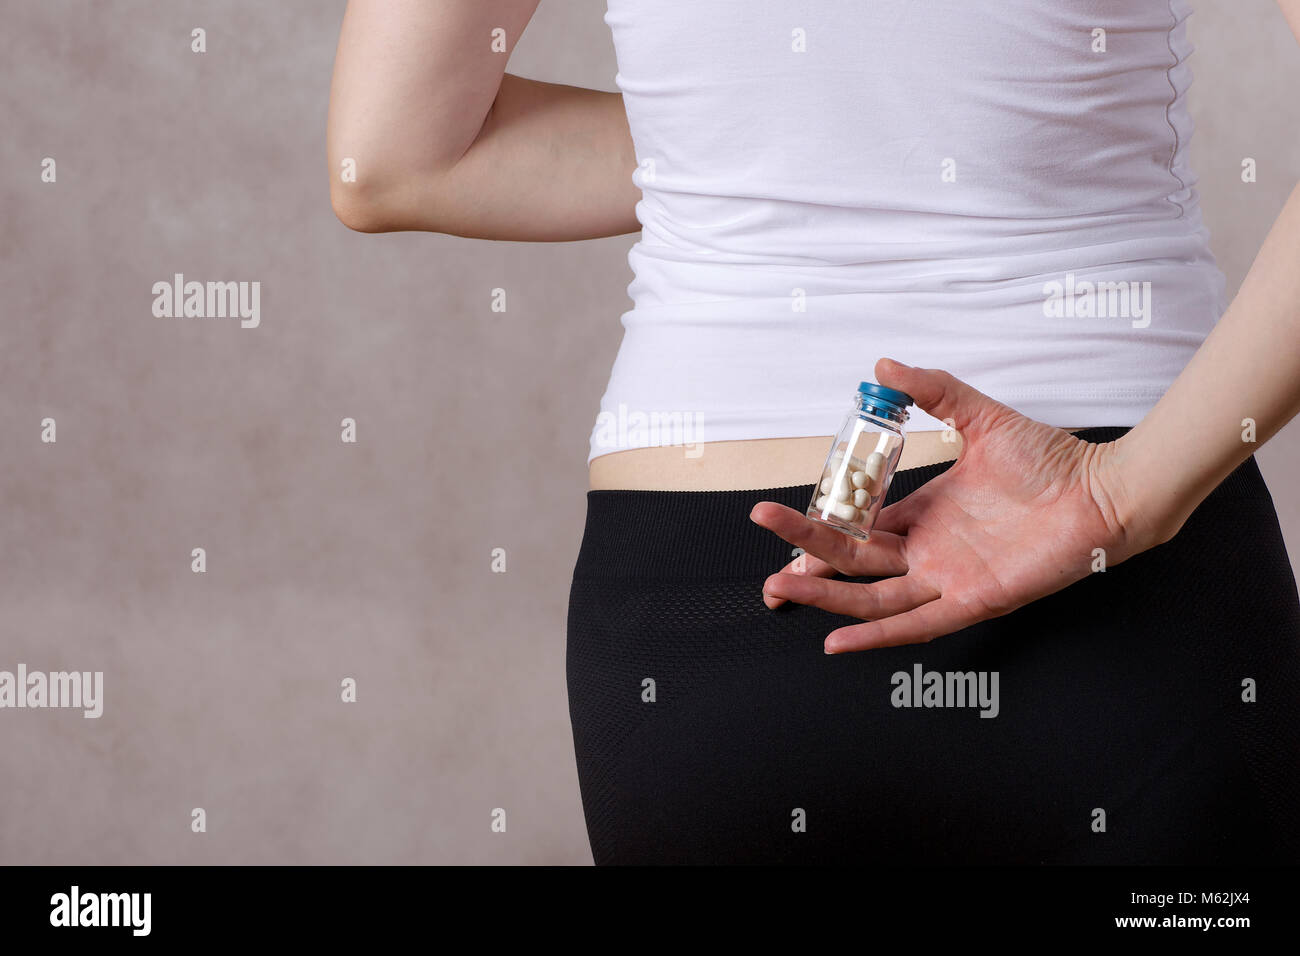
[875, 357, 1014, 439]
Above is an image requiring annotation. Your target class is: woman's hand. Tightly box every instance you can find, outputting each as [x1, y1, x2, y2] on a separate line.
[749, 358, 1173, 653]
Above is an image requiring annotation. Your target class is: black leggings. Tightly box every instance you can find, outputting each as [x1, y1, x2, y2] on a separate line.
[566, 427, 1300, 865]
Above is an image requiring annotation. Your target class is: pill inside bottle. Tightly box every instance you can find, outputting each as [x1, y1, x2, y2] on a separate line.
[806, 381, 914, 541]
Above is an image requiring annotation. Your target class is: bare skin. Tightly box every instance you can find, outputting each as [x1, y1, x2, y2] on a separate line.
[587, 429, 1091, 490]
[329, 0, 1300, 649]
[327, 0, 639, 239]
[588, 432, 959, 491]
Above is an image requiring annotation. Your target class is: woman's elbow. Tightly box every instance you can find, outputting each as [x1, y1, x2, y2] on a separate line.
[330, 176, 400, 233]
[329, 170, 453, 234]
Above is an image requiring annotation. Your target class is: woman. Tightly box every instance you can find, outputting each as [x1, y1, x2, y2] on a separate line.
[328, 0, 1300, 864]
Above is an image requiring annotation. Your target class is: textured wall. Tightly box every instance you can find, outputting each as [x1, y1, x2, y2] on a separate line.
[0, 0, 1297, 865]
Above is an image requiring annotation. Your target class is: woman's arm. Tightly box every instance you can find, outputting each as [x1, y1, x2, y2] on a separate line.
[749, 0, 1300, 651]
[327, 0, 641, 239]
[1105, 0, 1300, 545]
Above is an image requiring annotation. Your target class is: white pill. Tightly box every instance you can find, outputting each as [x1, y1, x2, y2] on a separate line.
[853, 488, 870, 508]
[850, 470, 868, 489]
[814, 494, 830, 512]
[831, 501, 859, 522]
[864, 452, 886, 481]
[822, 473, 852, 502]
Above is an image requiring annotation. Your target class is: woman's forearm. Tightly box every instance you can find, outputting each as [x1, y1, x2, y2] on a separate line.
[1112, 0, 1300, 548]
[326, 0, 640, 239]
[1109, 180, 1300, 547]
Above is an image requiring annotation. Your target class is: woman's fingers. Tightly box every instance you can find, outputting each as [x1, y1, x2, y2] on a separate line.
[763, 550, 838, 609]
[786, 550, 836, 577]
[875, 358, 1018, 443]
[763, 571, 939, 622]
[748, 501, 909, 577]
[870, 493, 919, 536]
[824, 596, 972, 652]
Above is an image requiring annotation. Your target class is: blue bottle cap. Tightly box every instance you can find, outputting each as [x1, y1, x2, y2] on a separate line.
[857, 381, 914, 415]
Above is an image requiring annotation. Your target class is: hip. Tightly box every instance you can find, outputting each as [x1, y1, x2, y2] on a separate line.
[566, 427, 1300, 863]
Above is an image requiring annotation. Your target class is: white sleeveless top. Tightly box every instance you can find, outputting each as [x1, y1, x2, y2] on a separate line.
[588, 0, 1225, 462]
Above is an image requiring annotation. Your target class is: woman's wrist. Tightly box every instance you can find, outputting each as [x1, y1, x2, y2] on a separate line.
[1091, 431, 1195, 556]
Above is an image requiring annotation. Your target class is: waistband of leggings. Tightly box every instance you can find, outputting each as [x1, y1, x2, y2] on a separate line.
[574, 426, 1268, 581]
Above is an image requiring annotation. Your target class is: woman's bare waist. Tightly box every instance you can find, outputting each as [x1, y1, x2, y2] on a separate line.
[587, 431, 958, 491]
[588, 428, 1092, 491]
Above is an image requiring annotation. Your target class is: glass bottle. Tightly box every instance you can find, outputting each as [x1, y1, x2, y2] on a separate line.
[806, 381, 914, 541]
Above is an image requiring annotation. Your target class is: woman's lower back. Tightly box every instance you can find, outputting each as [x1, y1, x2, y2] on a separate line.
[588, 429, 1088, 490]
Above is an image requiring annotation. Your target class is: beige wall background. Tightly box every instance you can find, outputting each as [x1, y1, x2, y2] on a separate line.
[1, 0, 1297, 865]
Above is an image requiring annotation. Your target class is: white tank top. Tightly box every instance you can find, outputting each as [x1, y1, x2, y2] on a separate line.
[588, 0, 1226, 463]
